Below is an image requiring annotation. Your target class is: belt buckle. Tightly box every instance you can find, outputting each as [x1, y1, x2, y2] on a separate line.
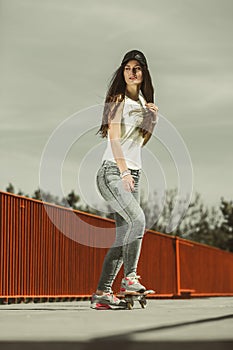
[131, 169, 139, 175]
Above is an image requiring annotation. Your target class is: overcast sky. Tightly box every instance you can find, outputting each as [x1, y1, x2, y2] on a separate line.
[0, 0, 233, 210]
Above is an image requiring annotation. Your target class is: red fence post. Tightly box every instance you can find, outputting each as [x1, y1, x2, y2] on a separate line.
[175, 237, 181, 296]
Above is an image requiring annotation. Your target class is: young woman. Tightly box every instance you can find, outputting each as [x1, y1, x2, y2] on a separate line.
[91, 50, 159, 310]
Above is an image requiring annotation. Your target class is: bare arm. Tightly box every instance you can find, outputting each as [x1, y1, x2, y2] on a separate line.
[108, 97, 134, 191]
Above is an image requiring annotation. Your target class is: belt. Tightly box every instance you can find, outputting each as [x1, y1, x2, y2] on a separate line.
[130, 168, 140, 175]
[102, 160, 141, 174]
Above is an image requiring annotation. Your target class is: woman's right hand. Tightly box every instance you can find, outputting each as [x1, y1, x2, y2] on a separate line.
[122, 174, 135, 192]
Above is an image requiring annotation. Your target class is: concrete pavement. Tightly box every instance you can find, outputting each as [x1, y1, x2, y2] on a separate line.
[0, 297, 233, 349]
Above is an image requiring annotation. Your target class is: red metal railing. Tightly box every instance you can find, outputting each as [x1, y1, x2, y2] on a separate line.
[1, 190, 233, 301]
[178, 237, 233, 296]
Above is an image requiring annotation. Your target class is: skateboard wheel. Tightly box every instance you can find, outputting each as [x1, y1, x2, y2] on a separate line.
[139, 298, 147, 309]
[126, 301, 133, 310]
[125, 297, 134, 308]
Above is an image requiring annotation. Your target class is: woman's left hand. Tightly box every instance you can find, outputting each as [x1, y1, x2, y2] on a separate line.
[145, 102, 159, 115]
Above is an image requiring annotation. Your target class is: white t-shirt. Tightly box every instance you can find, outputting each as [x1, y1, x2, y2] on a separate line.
[101, 92, 147, 170]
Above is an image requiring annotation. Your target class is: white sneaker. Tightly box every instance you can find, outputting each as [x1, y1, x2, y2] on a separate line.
[90, 293, 127, 310]
[120, 274, 146, 294]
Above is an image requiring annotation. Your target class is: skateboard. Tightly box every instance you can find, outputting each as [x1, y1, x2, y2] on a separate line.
[117, 290, 155, 310]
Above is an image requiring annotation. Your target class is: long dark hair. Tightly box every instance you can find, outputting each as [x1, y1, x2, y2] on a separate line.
[96, 62, 156, 146]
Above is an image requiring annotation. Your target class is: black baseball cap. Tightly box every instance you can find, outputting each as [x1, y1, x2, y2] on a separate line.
[121, 49, 148, 67]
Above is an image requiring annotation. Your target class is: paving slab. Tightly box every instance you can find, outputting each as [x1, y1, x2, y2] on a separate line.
[0, 297, 232, 349]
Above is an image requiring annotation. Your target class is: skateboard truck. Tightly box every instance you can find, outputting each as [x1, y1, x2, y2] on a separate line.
[117, 290, 156, 310]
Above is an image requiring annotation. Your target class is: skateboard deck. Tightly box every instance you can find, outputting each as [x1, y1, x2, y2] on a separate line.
[117, 289, 156, 309]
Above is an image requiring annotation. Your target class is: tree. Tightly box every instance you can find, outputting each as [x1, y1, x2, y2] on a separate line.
[6, 183, 15, 193]
[140, 188, 232, 251]
[219, 198, 233, 251]
[62, 190, 80, 209]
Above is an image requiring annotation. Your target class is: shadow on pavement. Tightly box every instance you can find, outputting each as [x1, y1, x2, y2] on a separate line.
[0, 341, 232, 350]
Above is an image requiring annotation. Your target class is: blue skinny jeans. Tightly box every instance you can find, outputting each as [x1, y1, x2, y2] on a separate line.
[96, 160, 146, 293]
